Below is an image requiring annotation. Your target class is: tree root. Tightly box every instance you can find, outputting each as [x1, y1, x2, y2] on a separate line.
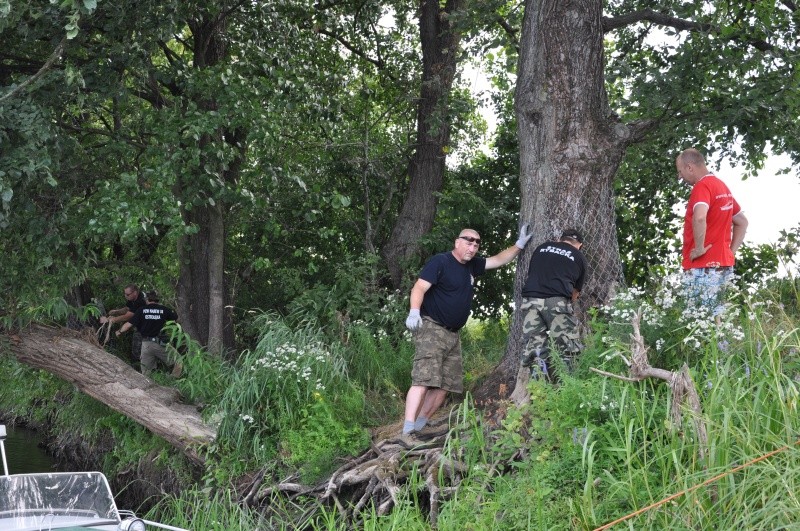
[249, 409, 488, 527]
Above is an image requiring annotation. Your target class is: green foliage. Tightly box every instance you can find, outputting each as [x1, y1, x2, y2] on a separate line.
[0, 352, 65, 424]
[338, 322, 413, 396]
[461, 318, 510, 388]
[576, 328, 800, 529]
[735, 242, 779, 287]
[614, 142, 685, 286]
[211, 312, 367, 476]
[433, 392, 590, 529]
[759, 276, 800, 320]
[148, 488, 264, 531]
[775, 224, 800, 270]
[95, 413, 173, 475]
[606, 1, 800, 169]
[0, 296, 100, 330]
[281, 395, 370, 483]
[163, 322, 230, 407]
[286, 253, 407, 340]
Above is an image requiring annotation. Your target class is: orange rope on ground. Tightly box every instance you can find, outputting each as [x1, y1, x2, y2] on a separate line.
[593, 439, 800, 530]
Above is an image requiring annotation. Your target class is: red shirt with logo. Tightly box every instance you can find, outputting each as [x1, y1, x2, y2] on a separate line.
[682, 174, 742, 270]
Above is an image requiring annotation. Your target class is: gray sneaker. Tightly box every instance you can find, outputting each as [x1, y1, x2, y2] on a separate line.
[414, 424, 448, 440]
[398, 431, 420, 448]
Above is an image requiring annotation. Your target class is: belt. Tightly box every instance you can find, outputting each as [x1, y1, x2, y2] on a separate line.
[144, 336, 163, 343]
[422, 316, 459, 333]
[523, 295, 570, 302]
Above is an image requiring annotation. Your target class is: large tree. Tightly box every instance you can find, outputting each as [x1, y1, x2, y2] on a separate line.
[476, 0, 800, 403]
[1, 0, 402, 343]
[382, 0, 466, 288]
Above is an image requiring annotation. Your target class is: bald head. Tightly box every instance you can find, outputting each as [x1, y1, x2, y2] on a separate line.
[676, 148, 709, 185]
[453, 228, 481, 263]
[677, 148, 706, 167]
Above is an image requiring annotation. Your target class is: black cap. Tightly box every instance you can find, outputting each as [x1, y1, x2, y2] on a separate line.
[146, 290, 160, 302]
[561, 229, 583, 244]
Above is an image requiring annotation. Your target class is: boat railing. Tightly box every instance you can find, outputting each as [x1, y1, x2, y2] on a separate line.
[0, 425, 8, 477]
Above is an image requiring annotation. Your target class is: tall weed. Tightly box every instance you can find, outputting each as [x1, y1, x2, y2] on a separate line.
[580, 309, 800, 529]
[149, 487, 264, 530]
[212, 312, 368, 477]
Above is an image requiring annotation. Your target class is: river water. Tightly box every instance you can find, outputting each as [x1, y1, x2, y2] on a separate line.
[2, 424, 61, 475]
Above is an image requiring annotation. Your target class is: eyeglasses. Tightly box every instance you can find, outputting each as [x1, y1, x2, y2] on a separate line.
[458, 236, 481, 245]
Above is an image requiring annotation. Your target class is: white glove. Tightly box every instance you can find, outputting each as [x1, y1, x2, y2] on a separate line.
[515, 223, 532, 249]
[406, 309, 422, 331]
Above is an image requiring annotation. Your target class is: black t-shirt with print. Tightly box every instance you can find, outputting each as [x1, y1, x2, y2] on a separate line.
[419, 252, 486, 331]
[129, 303, 178, 339]
[522, 241, 586, 299]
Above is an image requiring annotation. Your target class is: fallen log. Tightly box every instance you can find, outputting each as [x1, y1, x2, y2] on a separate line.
[7, 324, 216, 465]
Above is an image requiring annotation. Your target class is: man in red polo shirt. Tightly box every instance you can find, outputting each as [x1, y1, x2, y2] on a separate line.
[676, 148, 749, 315]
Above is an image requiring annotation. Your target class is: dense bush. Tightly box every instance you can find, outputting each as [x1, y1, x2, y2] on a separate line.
[5, 275, 800, 529]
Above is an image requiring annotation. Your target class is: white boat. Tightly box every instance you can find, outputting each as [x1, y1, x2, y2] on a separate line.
[0, 425, 188, 531]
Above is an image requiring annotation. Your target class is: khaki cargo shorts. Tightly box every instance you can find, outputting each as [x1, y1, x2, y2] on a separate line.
[411, 318, 463, 392]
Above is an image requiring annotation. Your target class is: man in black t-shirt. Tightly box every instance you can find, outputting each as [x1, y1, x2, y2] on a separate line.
[100, 283, 146, 370]
[117, 291, 179, 376]
[399, 224, 533, 441]
[520, 229, 586, 382]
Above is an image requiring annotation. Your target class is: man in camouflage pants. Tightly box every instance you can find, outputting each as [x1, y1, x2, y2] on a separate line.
[520, 229, 586, 382]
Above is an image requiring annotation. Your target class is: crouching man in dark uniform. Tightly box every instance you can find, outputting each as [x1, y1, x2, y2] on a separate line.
[116, 291, 180, 377]
[520, 229, 586, 382]
[100, 284, 146, 371]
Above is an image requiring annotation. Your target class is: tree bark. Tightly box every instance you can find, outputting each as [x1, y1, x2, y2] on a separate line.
[475, 0, 634, 405]
[175, 12, 241, 355]
[176, 204, 215, 348]
[8, 325, 216, 465]
[382, 0, 463, 288]
[206, 201, 226, 354]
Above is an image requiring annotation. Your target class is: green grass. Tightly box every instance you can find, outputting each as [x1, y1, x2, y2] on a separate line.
[5, 280, 800, 530]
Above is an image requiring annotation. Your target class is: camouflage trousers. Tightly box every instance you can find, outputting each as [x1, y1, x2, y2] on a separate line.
[411, 318, 463, 393]
[520, 296, 582, 382]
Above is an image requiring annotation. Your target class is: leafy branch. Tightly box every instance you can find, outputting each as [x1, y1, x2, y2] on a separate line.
[0, 38, 67, 104]
[603, 8, 780, 54]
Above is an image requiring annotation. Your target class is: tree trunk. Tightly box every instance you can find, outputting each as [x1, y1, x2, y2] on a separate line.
[176, 204, 218, 347]
[475, 0, 631, 404]
[382, 0, 463, 288]
[206, 202, 226, 354]
[8, 325, 216, 465]
[175, 13, 241, 355]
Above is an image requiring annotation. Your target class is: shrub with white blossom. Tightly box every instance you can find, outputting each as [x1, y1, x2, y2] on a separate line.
[214, 312, 358, 468]
[599, 272, 745, 368]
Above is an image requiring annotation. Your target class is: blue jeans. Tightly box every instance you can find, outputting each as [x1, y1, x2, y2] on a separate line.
[681, 267, 734, 316]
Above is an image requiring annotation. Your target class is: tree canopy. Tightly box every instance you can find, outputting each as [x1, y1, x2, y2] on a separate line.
[1, 0, 798, 353]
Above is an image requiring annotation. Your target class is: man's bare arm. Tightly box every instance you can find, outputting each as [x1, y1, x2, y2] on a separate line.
[690, 203, 712, 260]
[731, 212, 749, 254]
